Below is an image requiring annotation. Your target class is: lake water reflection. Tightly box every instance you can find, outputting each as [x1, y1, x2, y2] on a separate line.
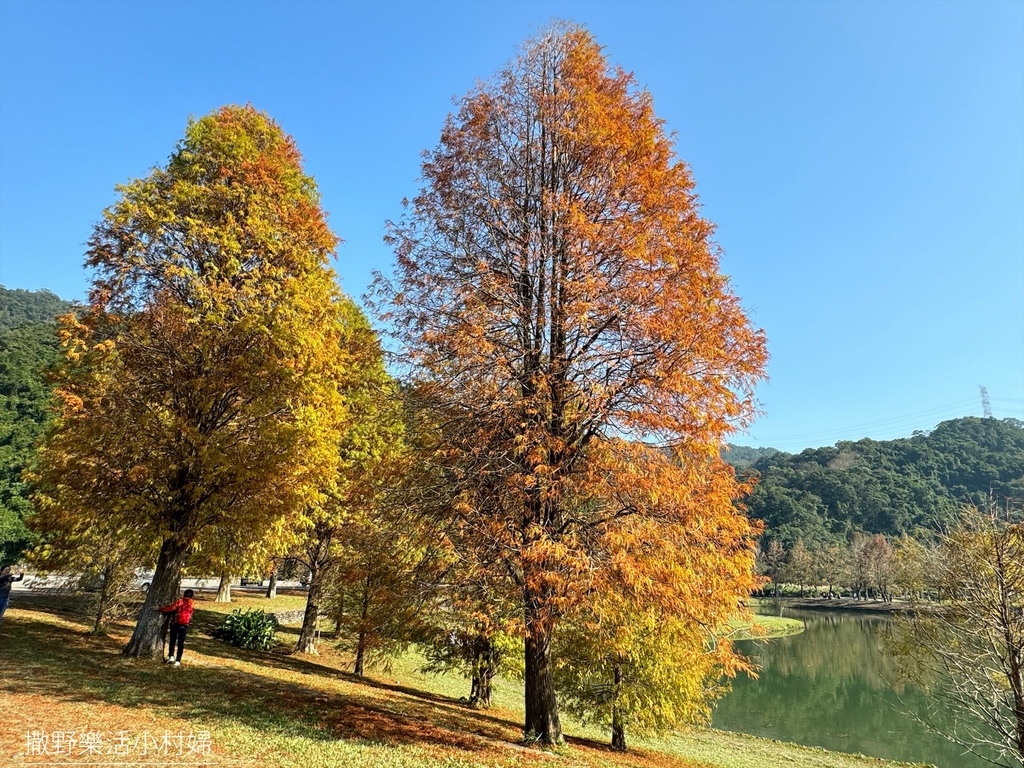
[712, 608, 995, 768]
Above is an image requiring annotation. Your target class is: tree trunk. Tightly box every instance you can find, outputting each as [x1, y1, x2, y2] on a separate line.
[610, 663, 626, 750]
[476, 663, 494, 709]
[611, 713, 626, 751]
[123, 537, 187, 658]
[353, 574, 372, 677]
[1013, 676, 1024, 767]
[354, 631, 367, 677]
[296, 563, 322, 654]
[93, 565, 115, 634]
[333, 591, 345, 636]
[93, 589, 108, 634]
[469, 672, 483, 707]
[469, 634, 496, 708]
[298, 529, 333, 654]
[215, 571, 232, 602]
[264, 570, 278, 600]
[523, 597, 562, 745]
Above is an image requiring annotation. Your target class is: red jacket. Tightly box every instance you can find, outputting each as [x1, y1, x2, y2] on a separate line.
[158, 598, 194, 626]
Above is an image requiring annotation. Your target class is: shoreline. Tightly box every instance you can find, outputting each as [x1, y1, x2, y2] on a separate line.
[755, 596, 909, 615]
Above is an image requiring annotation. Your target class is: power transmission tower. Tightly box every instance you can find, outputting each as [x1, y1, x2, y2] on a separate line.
[979, 385, 993, 418]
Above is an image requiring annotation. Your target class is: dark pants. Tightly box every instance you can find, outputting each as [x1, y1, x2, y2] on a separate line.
[0, 596, 9, 625]
[169, 623, 189, 661]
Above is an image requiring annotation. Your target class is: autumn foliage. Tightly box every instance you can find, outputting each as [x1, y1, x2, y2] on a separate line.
[31, 106, 352, 658]
[291, 295, 404, 657]
[375, 24, 767, 745]
[554, 443, 760, 750]
[24, 22, 769, 755]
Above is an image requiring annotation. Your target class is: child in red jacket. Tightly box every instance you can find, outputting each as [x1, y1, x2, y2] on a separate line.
[155, 589, 195, 666]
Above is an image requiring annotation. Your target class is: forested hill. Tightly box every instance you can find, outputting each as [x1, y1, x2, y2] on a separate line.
[720, 444, 780, 469]
[1, 286, 74, 330]
[0, 286, 74, 560]
[727, 417, 1024, 546]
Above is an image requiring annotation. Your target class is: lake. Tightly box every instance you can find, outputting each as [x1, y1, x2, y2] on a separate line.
[712, 608, 998, 768]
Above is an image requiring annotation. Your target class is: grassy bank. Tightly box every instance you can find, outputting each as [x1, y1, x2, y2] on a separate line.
[0, 593, 927, 768]
[725, 614, 804, 641]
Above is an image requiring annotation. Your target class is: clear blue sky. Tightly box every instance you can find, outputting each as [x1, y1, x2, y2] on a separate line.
[1, 0, 1021, 452]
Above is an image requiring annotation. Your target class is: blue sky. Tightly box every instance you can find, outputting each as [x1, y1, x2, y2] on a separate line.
[1, 0, 1021, 451]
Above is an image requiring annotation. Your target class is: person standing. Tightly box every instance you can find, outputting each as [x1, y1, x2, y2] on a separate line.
[0, 566, 25, 626]
[155, 588, 195, 666]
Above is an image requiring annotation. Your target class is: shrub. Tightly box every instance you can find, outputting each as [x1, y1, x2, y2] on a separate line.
[212, 608, 278, 651]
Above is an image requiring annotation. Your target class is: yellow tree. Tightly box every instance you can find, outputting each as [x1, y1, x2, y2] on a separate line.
[31, 106, 349, 658]
[374, 24, 767, 743]
[294, 296, 404, 655]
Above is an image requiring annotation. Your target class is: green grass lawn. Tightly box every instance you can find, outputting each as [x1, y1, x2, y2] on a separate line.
[0, 593, 928, 768]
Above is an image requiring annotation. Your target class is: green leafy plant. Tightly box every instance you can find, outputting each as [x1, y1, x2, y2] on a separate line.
[212, 608, 279, 651]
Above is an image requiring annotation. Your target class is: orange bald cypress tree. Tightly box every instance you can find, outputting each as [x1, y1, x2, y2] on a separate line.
[375, 24, 767, 744]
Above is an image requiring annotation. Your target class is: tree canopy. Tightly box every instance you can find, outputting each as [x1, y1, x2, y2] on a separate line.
[30, 105, 352, 657]
[293, 294, 406, 657]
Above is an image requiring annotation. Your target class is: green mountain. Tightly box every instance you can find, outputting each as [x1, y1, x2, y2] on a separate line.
[1, 286, 75, 330]
[730, 417, 1024, 546]
[721, 444, 780, 469]
[0, 286, 75, 561]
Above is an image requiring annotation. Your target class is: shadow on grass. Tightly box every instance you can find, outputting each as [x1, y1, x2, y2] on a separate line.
[183, 611, 626, 756]
[187, 629, 524, 743]
[6, 592, 104, 623]
[1, 608, 521, 755]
